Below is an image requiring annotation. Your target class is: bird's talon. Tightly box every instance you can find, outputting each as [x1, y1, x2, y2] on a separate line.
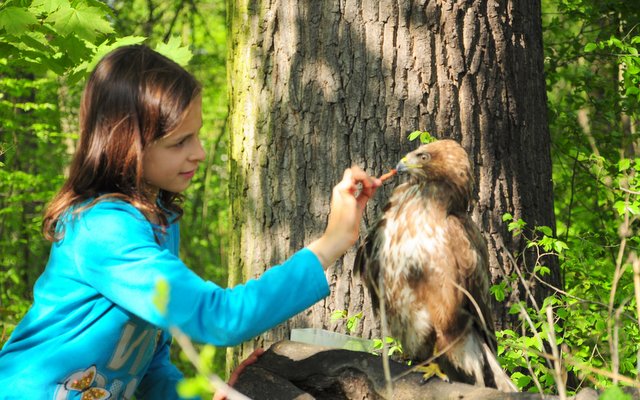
[415, 363, 449, 384]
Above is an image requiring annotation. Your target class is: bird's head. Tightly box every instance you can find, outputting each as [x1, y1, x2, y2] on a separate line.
[396, 139, 474, 199]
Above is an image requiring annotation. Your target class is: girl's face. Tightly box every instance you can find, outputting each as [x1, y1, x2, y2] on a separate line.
[142, 95, 205, 198]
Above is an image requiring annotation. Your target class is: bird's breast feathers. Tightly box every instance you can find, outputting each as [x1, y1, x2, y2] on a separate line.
[375, 185, 455, 284]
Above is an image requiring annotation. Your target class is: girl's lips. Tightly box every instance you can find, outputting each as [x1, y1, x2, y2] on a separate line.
[179, 170, 196, 179]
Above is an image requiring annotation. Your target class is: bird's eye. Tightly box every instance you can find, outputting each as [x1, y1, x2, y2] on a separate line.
[420, 153, 431, 162]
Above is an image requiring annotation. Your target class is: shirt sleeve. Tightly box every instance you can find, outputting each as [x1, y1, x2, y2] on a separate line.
[70, 201, 330, 345]
[135, 333, 194, 400]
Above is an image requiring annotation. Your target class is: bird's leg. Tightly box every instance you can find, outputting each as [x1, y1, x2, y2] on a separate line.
[416, 363, 449, 384]
[414, 346, 450, 384]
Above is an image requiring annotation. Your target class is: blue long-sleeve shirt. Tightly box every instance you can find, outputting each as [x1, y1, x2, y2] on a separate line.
[0, 200, 330, 399]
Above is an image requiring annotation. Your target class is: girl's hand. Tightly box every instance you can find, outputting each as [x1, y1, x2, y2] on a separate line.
[212, 348, 265, 400]
[308, 166, 381, 268]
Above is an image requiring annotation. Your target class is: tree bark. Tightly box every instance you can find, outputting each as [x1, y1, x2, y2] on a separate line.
[226, 0, 559, 366]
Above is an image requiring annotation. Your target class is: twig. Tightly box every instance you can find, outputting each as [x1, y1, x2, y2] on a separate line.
[608, 191, 631, 384]
[170, 327, 252, 400]
[620, 186, 640, 195]
[391, 322, 470, 382]
[631, 253, 640, 332]
[450, 280, 489, 335]
[546, 306, 567, 400]
[369, 265, 478, 385]
[510, 341, 640, 388]
[530, 268, 638, 323]
[377, 270, 394, 399]
[611, 298, 629, 386]
[517, 306, 546, 393]
[162, 0, 187, 43]
[503, 242, 541, 314]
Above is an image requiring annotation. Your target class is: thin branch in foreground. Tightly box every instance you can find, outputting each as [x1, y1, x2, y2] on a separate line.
[631, 253, 640, 331]
[170, 327, 252, 400]
[517, 306, 548, 393]
[376, 270, 394, 399]
[546, 306, 567, 400]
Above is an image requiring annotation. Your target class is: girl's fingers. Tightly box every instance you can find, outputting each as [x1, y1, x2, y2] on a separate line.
[228, 348, 265, 385]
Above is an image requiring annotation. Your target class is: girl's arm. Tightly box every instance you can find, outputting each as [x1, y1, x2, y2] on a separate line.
[71, 201, 328, 345]
[71, 167, 378, 346]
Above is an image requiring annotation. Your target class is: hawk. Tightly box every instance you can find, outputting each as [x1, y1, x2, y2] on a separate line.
[355, 139, 516, 391]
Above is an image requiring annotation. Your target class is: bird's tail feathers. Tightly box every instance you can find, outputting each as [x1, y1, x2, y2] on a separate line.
[482, 342, 518, 392]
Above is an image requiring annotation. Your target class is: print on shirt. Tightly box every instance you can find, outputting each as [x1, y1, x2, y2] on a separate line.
[54, 322, 158, 399]
[55, 365, 112, 400]
[107, 322, 158, 375]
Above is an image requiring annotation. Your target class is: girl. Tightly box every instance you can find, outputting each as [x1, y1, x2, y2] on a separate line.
[0, 45, 380, 399]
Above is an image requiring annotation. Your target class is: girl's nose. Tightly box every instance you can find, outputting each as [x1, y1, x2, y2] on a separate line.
[190, 138, 206, 162]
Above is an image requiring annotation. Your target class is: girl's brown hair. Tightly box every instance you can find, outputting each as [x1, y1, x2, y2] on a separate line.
[43, 44, 201, 241]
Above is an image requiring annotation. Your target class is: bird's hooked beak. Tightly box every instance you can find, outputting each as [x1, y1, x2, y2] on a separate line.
[395, 157, 409, 173]
[396, 156, 423, 173]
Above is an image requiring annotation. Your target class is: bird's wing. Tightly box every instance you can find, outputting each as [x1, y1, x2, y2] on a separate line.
[446, 213, 497, 351]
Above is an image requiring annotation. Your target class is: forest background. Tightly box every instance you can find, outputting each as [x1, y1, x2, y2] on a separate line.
[1, 0, 640, 398]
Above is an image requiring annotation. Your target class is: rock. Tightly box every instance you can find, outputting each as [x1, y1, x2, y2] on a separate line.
[572, 388, 598, 400]
[232, 340, 559, 399]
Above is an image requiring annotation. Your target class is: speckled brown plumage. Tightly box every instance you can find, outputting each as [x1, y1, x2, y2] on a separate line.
[355, 139, 516, 392]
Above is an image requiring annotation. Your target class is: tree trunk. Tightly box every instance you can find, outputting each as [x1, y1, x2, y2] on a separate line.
[226, 0, 559, 365]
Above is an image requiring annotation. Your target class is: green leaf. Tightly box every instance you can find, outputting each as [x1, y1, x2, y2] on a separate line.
[614, 200, 628, 216]
[177, 375, 211, 398]
[153, 278, 170, 316]
[50, 34, 91, 64]
[490, 282, 507, 302]
[584, 42, 598, 52]
[600, 386, 632, 400]
[606, 36, 623, 50]
[0, 6, 38, 34]
[19, 31, 56, 54]
[408, 130, 422, 141]
[508, 303, 522, 315]
[556, 307, 568, 319]
[67, 35, 147, 84]
[155, 36, 193, 66]
[618, 158, 631, 172]
[419, 131, 435, 143]
[30, 0, 67, 15]
[407, 130, 436, 143]
[511, 371, 532, 388]
[346, 311, 363, 333]
[499, 329, 517, 338]
[536, 225, 553, 236]
[39, 55, 67, 75]
[533, 265, 550, 276]
[0, 42, 19, 58]
[198, 345, 216, 374]
[553, 240, 568, 254]
[45, 2, 114, 42]
[330, 309, 347, 321]
[507, 218, 526, 234]
[81, 0, 115, 17]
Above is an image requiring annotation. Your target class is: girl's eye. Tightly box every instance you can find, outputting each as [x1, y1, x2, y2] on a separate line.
[173, 136, 190, 147]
